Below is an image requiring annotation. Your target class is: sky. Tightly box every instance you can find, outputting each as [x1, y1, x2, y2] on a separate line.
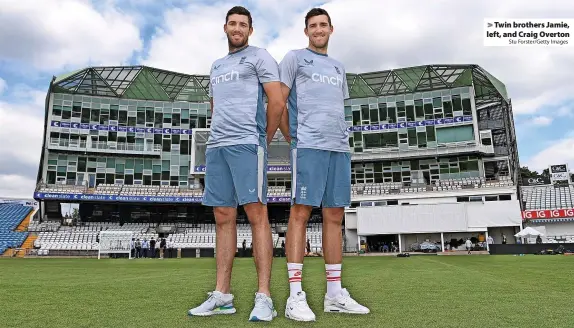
[0, 0, 573, 198]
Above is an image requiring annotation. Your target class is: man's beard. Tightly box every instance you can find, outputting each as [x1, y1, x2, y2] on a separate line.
[227, 34, 248, 49]
[310, 36, 329, 49]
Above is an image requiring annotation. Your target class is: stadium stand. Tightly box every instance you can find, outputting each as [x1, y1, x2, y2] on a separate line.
[521, 185, 574, 210]
[26, 219, 323, 256]
[37, 176, 514, 199]
[0, 204, 32, 255]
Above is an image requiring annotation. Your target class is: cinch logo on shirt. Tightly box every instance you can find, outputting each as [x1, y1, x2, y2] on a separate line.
[211, 70, 239, 85]
[311, 73, 343, 87]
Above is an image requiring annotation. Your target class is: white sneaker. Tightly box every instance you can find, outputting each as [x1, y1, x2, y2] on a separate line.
[285, 291, 316, 322]
[188, 291, 236, 316]
[248, 293, 278, 322]
[324, 288, 370, 314]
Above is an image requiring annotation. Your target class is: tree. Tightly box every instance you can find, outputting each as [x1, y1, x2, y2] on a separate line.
[71, 208, 79, 220]
[519, 166, 541, 178]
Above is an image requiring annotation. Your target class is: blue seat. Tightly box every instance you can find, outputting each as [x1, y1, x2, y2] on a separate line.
[0, 204, 32, 254]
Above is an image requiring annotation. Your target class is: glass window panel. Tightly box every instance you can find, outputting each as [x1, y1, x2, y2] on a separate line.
[352, 111, 360, 125]
[369, 108, 379, 123]
[417, 132, 426, 146]
[137, 112, 145, 124]
[363, 133, 382, 149]
[452, 95, 462, 112]
[443, 101, 453, 118]
[432, 97, 442, 108]
[468, 160, 479, 171]
[360, 105, 369, 121]
[378, 103, 387, 121]
[407, 128, 417, 146]
[414, 100, 424, 118]
[405, 105, 415, 121]
[462, 98, 472, 115]
[382, 132, 398, 147]
[387, 106, 396, 123]
[119, 111, 127, 125]
[426, 126, 436, 142]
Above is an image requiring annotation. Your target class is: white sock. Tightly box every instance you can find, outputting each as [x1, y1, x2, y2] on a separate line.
[287, 263, 303, 297]
[326, 264, 342, 298]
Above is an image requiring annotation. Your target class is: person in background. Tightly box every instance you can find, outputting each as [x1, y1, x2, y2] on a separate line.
[142, 238, 149, 258]
[135, 238, 142, 258]
[487, 235, 494, 245]
[150, 237, 156, 258]
[160, 238, 167, 259]
[130, 238, 135, 259]
[465, 238, 472, 255]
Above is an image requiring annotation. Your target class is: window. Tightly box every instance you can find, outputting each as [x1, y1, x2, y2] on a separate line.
[369, 108, 379, 124]
[137, 112, 145, 125]
[406, 105, 415, 121]
[414, 100, 424, 118]
[426, 126, 436, 142]
[407, 128, 417, 146]
[452, 95, 462, 112]
[352, 111, 360, 125]
[499, 194, 511, 201]
[91, 109, 100, 122]
[436, 126, 474, 143]
[443, 100, 453, 117]
[381, 132, 398, 147]
[363, 133, 382, 149]
[462, 98, 472, 115]
[119, 111, 128, 125]
[360, 105, 369, 121]
[378, 103, 387, 121]
[387, 106, 396, 123]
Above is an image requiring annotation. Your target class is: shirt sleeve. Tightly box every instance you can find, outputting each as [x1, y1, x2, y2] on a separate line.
[255, 49, 280, 84]
[279, 50, 298, 89]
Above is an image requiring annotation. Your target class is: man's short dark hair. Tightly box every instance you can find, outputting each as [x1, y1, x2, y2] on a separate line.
[226, 6, 253, 27]
[305, 8, 331, 27]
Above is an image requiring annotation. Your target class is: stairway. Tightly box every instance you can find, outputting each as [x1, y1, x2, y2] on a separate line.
[14, 235, 37, 258]
[15, 208, 35, 232]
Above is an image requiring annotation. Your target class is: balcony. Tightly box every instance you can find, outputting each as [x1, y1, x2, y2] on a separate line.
[352, 142, 495, 161]
[48, 138, 162, 156]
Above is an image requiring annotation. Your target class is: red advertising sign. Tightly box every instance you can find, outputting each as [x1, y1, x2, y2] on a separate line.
[522, 208, 574, 219]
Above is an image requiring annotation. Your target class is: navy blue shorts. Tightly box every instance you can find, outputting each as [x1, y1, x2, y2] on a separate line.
[202, 144, 268, 207]
[291, 148, 351, 208]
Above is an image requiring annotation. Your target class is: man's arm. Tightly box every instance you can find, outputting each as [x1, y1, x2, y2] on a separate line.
[263, 81, 284, 145]
[209, 97, 213, 115]
[278, 84, 291, 144]
[277, 51, 298, 144]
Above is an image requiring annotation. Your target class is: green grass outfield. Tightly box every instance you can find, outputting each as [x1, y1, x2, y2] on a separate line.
[2, 256, 574, 328]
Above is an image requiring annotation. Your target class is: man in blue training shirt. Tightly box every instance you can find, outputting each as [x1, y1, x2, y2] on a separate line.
[188, 6, 284, 322]
[278, 8, 370, 322]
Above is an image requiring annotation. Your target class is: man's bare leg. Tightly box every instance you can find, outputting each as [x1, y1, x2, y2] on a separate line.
[286, 204, 313, 264]
[322, 207, 344, 265]
[214, 206, 237, 294]
[244, 202, 273, 296]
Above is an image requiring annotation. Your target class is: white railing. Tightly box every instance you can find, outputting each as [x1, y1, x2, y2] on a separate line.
[48, 139, 161, 154]
[352, 142, 494, 161]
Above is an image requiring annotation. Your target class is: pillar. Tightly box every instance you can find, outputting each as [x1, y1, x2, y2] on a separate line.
[398, 234, 402, 253]
[485, 230, 490, 252]
[441, 232, 445, 252]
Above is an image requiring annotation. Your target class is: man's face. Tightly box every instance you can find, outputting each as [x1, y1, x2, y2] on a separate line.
[224, 14, 252, 48]
[305, 15, 333, 49]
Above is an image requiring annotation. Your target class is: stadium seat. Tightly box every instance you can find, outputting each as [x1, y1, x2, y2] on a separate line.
[0, 204, 32, 254]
